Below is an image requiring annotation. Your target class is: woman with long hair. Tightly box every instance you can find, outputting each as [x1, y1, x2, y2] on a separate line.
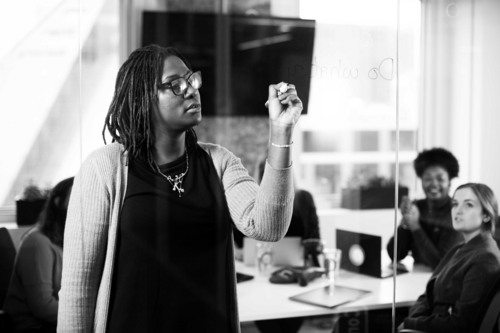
[3, 177, 74, 333]
[400, 183, 500, 332]
[58, 44, 302, 333]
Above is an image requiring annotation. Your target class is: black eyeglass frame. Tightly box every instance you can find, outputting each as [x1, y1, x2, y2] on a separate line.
[158, 71, 202, 96]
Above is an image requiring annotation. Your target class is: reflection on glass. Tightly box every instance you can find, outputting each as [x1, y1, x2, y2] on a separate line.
[0, 0, 119, 206]
[7, 0, 499, 331]
[296, 0, 421, 211]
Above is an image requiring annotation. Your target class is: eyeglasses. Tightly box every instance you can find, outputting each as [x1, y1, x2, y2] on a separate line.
[158, 71, 202, 96]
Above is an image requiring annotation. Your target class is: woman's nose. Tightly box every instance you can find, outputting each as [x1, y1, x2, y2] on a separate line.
[184, 84, 198, 98]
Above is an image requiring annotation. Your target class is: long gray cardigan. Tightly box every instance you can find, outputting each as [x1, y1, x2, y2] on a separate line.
[57, 142, 294, 332]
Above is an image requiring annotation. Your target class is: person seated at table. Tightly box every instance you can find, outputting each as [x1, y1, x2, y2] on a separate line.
[233, 157, 321, 260]
[387, 148, 463, 270]
[2, 177, 74, 333]
[398, 183, 500, 333]
[234, 157, 322, 333]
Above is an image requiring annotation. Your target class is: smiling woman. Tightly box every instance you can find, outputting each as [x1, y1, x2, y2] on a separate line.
[387, 147, 463, 270]
[57, 44, 303, 333]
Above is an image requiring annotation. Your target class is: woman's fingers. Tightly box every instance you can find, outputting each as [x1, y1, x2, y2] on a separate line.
[268, 82, 289, 99]
[267, 82, 303, 127]
[278, 91, 298, 104]
[267, 83, 296, 102]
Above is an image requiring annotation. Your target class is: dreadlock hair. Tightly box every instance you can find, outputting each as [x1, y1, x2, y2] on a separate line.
[38, 177, 74, 248]
[413, 147, 460, 179]
[102, 44, 198, 170]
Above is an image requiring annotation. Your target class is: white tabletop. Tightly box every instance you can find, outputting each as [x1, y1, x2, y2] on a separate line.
[236, 261, 432, 322]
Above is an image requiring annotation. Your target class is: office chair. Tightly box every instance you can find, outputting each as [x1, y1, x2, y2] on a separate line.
[0, 227, 16, 306]
[399, 274, 500, 333]
[476, 274, 500, 333]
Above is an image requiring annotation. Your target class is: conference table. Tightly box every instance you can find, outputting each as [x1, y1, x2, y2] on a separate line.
[235, 260, 432, 322]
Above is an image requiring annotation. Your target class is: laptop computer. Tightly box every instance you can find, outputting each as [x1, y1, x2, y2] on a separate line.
[243, 236, 304, 267]
[336, 229, 408, 278]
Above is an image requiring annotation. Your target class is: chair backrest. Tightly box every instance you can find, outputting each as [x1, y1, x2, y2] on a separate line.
[477, 274, 500, 333]
[0, 228, 16, 307]
[7, 226, 31, 251]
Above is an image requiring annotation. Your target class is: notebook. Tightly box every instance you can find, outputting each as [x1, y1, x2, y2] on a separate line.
[243, 236, 304, 267]
[290, 285, 371, 308]
[336, 229, 408, 278]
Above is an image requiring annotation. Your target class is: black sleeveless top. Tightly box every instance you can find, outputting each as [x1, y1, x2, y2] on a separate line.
[107, 146, 231, 333]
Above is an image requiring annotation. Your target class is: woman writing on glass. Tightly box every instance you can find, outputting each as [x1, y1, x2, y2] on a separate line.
[57, 45, 303, 333]
[399, 183, 500, 332]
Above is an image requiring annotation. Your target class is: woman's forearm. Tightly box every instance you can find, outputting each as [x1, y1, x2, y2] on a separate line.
[268, 120, 294, 169]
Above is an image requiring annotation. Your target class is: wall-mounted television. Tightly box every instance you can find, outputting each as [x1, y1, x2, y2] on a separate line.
[142, 12, 315, 116]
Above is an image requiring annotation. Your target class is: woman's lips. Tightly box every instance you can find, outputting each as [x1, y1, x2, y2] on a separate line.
[187, 103, 201, 112]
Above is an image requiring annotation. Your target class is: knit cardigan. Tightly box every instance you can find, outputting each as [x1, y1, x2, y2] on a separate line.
[57, 142, 294, 333]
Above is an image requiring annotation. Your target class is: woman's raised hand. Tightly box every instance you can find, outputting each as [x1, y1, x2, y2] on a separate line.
[400, 196, 413, 215]
[267, 82, 303, 128]
[266, 82, 302, 169]
[399, 196, 421, 230]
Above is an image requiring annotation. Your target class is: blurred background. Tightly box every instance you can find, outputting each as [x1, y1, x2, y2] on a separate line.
[0, 0, 499, 272]
[2, 1, 500, 331]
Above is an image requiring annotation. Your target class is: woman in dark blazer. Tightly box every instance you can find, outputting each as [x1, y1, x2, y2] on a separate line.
[399, 183, 500, 333]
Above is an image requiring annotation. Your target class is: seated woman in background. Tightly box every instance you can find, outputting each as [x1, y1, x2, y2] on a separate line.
[234, 158, 321, 333]
[233, 157, 320, 256]
[399, 183, 500, 333]
[2, 177, 74, 333]
[387, 148, 463, 270]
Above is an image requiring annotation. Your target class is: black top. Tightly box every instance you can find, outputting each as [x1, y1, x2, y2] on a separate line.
[387, 196, 463, 270]
[290, 190, 320, 240]
[107, 148, 231, 333]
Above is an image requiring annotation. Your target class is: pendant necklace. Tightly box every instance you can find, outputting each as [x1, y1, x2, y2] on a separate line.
[155, 149, 189, 197]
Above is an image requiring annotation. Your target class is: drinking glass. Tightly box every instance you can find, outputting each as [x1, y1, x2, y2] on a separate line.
[323, 248, 342, 294]
[255, 242, 274, 276]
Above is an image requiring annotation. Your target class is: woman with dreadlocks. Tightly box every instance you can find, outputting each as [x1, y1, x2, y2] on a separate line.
[57, 44, 302, 333]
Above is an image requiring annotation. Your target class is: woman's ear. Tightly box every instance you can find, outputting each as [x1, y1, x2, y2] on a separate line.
[483, 215, 491, 223]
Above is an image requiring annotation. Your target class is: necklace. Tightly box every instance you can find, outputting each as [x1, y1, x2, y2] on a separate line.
[155, 149, 189, 197]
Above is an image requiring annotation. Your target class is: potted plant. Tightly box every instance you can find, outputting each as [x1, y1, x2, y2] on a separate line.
[15, 182, 50, 226]
[341, 175, 409, 210]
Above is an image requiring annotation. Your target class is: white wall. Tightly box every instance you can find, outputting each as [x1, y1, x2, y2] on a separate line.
[420, 0, 500, 196]
[474, 0, 500, 197]
[318, 209, 400, 250]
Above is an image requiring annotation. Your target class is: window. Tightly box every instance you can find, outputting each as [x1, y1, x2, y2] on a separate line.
[0, 0, 119, 207]
[295, 0, 421, 209]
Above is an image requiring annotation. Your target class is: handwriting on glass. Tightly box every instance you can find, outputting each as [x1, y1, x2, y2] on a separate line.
[288, 57, 394, 81]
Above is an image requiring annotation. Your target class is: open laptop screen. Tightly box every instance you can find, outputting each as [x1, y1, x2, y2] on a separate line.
[336, 229, 383, 277]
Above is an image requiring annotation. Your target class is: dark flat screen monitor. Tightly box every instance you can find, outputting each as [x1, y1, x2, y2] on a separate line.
[142, 12, 315, 116]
